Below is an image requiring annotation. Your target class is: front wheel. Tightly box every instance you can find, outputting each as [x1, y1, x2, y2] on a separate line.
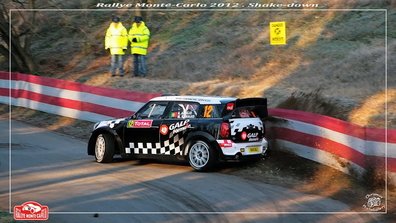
[95, 133, 115, 163]
[188, 139, 217, 171]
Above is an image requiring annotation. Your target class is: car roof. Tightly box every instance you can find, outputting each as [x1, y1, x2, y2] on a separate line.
[150, 95, 237, 104]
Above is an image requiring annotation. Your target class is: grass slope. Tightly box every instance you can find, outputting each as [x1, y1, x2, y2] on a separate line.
[2, 0, 395, 128]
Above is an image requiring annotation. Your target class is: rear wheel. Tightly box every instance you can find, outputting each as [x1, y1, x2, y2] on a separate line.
[188, 139, 217, 171]
[95, 133, 115, 163]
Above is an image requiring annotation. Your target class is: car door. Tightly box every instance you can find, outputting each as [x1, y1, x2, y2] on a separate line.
[123, 101, 169, 155]
[158, 101, 199, 156]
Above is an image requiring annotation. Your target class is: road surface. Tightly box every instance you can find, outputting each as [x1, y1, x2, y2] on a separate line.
[0, 119, 383, 222]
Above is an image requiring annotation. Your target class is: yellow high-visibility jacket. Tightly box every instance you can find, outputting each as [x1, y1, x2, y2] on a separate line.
[128, 21, 150, 55]
[105, 22, 128, 55]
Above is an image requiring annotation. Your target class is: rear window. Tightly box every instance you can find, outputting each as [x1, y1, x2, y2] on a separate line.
[221, 98, 268, 118]
[232, 107, 257, 118]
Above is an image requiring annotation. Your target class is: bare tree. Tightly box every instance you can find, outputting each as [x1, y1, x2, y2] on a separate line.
[135, 0, 148, 19]
[0, 0, 38, 73]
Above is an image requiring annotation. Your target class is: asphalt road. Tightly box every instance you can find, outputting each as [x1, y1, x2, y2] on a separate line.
[0, 119, 383, 222]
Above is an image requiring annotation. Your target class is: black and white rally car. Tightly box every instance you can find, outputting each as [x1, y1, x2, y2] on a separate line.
[87, 96, 269, 171]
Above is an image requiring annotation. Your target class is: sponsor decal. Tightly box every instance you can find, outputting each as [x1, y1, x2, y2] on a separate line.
[219, 140, 233, 148]
[169, 120, 190, 134]
[240, 132, 259, 141]
[363, 193, 385, 211]
[247, 132, 259, 141]
[14, 201, 49, 221]
[170, 111, 179, 118]
[127, 120, 153, 128]
[226, 102, 234, 111]
[203, 105, 213, 118]
[160, 124, 169, 135]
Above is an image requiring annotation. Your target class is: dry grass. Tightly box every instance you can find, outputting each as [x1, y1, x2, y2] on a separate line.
[349, 90, 395, 127]
[2, 1, 395, 129]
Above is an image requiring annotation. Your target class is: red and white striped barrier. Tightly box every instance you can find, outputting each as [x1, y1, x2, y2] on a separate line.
[268, 108, 396, 185]
[1, 72, 395, 185]
[0, 72, 160, 122]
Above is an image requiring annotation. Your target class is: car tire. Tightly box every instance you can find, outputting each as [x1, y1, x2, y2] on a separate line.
[95, 133, 115, 163]
[188, 139, 217, 171]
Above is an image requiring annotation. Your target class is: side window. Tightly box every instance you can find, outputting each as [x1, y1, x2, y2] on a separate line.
[168, 102, 199, 119]
[136, 101, 168, 119]
[201, 105, 221, 118]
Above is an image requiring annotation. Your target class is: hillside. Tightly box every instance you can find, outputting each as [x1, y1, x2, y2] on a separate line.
[2, 0, 396, 128]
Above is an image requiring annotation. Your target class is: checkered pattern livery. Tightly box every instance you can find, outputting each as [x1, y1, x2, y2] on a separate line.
[125, 133, 185, 155]
[230, 119, 263, 135]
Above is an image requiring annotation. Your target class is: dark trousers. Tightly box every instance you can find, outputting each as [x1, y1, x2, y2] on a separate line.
[133, 54, 147, 77]
[110, 54, 125, 76]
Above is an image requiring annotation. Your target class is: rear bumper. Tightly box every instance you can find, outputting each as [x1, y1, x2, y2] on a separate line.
[217, 138, 268, 160]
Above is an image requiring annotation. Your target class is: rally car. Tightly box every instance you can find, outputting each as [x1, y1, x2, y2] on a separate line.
[87, 95, 269, 171]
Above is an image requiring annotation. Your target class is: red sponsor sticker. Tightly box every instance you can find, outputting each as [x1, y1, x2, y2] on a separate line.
[226, 102, 235, 111]
[14, 201, 49, 221]
[219, 140, 233, 148]
[160, 124, 169, 135]
[127, 120, 153, 128]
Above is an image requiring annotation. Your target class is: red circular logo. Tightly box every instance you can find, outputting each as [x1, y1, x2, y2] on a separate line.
[160, 125, 169, 135]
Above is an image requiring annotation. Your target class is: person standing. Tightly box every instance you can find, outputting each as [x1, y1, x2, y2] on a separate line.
[105, 16, 128, 77]
[128, 16, 150, 77]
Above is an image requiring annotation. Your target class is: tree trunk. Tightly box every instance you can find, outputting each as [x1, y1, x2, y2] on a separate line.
[10, 34, 38, 73]
[0, 2, 38, 73]
[136, 0, 148, 19]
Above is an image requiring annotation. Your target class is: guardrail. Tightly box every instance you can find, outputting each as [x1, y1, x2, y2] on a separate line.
[0, 72, 160, 122]
[1, 71, 395, 185]
[267, 108, 396, 184]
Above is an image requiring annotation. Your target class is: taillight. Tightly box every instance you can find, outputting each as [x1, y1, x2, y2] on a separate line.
[220, 122, 230, 139]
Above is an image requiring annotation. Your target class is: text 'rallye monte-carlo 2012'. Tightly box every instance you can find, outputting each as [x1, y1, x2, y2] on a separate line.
[87, 96, 269, 171]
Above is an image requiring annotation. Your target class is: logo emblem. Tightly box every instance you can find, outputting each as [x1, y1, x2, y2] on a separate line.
[127, 120, 153, 128]
[168, 120, 190, 134]
[160, 124, 169, 135]
[14, 201, 49, 221]
[363, 193, 385, 211]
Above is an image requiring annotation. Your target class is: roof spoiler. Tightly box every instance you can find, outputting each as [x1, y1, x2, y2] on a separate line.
[235, 98, 268, 118]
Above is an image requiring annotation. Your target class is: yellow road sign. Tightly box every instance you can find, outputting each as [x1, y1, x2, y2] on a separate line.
[270, 21, 286, 45]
